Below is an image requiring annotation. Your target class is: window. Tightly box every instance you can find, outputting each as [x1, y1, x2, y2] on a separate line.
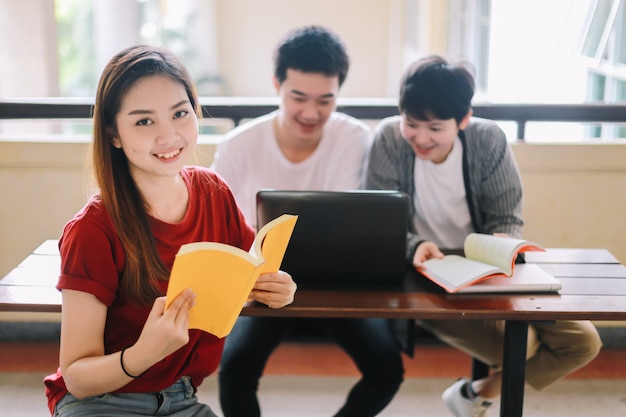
[457, 0, 626, 140]
[579, 0, 626, 138]
[1, 0, 625, 140]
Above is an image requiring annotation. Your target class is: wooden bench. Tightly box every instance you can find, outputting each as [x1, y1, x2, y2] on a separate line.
[3, 241, 626, 417]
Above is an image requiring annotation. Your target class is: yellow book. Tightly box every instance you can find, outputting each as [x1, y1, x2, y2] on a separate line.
[165, 214, 298, 338]
[420, 233, 545, 293]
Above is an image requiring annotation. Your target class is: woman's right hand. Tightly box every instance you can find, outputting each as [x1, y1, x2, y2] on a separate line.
[129, 289, 196, 372]
[59, 288, 194, 397]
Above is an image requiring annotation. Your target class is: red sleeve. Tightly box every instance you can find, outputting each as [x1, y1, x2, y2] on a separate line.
[57, 198, 125, 306]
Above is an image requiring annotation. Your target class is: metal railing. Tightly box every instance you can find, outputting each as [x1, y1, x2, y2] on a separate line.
[1, 97, 626, 139]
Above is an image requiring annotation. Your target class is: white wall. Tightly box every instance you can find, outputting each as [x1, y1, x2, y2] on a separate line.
[214, 0, 401, 97]
[515, 143, 626, 250]
[2, 138, 626, 281]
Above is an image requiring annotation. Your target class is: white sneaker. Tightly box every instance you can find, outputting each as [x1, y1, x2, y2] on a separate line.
[442, 378, 492, 417]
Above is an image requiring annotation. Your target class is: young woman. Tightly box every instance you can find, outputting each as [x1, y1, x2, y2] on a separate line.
[44, 45, 296, 417]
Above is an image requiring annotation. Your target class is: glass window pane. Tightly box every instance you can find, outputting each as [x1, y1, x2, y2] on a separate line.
[524, 122, 588, 142]
[589, 73, 607, 101]
[617, 80, 626, 136]
[582, 0, 614, 58]
[56, 0, 96, 96]
[616, 0, 626, 64]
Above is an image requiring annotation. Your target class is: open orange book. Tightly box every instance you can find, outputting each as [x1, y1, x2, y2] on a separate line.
[420, 233, 545, 293]
[165, 214, 298, 338]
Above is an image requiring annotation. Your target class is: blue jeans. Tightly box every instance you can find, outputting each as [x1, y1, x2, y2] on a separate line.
[54, 377, 218, 417]
[218, 317, 404, 417]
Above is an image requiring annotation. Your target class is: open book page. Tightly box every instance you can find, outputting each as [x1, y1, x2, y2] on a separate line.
[175, 241, 259, 263]
[421, 254, 507, 293]
[463, 233, 543, 276]
[165, 214, 298, 338]
[251, 214, 299, 274]
[456, 264, 561, 293]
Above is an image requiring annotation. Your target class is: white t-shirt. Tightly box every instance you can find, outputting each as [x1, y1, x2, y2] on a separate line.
[412, 137, 473, 249]
[211, 111, 371, 227]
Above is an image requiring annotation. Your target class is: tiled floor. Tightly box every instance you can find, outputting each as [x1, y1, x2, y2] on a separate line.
[4, 372, 626, 417]
[2, 338, 625, 379]
[1, 338, 626, 416]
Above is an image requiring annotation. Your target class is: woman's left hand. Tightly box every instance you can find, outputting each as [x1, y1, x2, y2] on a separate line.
[249, 270, 297, 308]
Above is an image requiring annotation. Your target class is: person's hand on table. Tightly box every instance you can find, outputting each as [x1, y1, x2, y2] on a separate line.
[412, 241, 444, 269]
[249, 270, 296, 308]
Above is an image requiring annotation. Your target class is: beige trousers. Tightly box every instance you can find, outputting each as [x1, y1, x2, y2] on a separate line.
[419, 319, 602, 390]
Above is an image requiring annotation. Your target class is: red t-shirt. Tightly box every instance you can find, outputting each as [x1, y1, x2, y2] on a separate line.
[44, 166, 255, 414]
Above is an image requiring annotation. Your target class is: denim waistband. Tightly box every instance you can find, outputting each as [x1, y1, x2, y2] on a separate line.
[160, 376, 194, 396]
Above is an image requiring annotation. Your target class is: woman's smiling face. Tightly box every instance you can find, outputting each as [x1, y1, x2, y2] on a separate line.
[111, 74, 198, 181]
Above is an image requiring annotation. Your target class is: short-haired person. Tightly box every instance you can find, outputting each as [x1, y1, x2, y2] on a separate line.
[212, 26, 404, 417]
[43, 45, 296, 416]
[364, 54, 602, 417]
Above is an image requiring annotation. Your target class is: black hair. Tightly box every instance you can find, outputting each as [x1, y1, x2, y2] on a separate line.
[399, 55, 475, 124]
[273, 25, 349, 86]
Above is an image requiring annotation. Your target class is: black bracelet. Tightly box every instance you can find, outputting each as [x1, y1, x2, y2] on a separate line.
[120, 347, 145, 378]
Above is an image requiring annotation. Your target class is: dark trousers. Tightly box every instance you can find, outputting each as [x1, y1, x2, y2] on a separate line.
[218, 316, 405, 417]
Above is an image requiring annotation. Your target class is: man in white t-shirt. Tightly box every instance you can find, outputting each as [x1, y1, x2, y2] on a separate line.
[212, 26, 404, 417]
[212, 109, 369, 227]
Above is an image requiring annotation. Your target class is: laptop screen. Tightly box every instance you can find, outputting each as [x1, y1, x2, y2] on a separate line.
[256, 190, 410, 288]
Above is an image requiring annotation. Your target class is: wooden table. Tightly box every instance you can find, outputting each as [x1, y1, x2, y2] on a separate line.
[2, 241, 626, 417]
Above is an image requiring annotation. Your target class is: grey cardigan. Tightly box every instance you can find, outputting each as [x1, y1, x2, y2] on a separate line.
[365, 116, 524, 262]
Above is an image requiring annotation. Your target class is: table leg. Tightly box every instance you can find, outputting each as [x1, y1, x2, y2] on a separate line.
[500, 320, 528, 417]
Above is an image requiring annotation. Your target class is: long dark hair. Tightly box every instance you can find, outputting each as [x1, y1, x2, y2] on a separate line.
[92, 45, 200, 305]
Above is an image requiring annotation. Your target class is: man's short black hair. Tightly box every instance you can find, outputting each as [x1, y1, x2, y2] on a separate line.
[399, 55, 475, 124]
[273, 25, 349, 86]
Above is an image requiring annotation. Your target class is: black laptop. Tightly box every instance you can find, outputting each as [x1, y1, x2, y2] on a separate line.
[256, 190, 410, 288]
